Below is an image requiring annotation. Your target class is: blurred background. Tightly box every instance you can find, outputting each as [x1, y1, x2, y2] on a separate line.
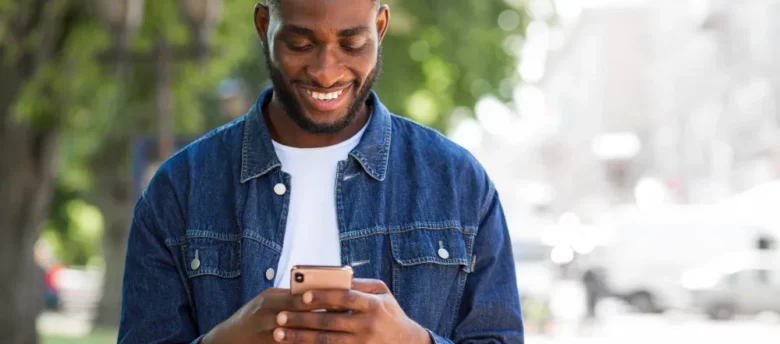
[1, 0, 779, 343]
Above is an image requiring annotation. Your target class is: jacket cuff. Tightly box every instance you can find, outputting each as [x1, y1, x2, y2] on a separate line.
[426, 328, 454, 344]
[191, 334, 207, 344]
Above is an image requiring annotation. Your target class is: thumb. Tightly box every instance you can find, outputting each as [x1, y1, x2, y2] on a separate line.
[351, 278, 391, 294]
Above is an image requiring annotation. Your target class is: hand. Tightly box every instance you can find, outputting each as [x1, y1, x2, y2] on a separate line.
[201, 288, 309, 344]
[273, 278, 432, 344]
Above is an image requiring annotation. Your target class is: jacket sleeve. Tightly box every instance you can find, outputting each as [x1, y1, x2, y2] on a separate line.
[429, 186, 525, 344]
[118, 196, 200, 344]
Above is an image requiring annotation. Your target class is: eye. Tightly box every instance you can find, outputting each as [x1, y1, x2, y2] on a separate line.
[286, 40, 313, 52]
[342, 44, 366, 53]
[342, 40, 368, 53]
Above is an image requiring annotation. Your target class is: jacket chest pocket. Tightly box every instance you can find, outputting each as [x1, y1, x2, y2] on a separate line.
[180, 235, 244, 331]
[389, 226, 474, 332]
[390, 228, 472, 271]
[182, 236, 242, 279]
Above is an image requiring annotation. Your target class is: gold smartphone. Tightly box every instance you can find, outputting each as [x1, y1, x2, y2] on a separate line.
[290, 265, 354, 295]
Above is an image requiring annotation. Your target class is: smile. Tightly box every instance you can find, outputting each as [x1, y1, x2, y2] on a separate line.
[297, 85, 352, 112]
[305, 89, 344, 101]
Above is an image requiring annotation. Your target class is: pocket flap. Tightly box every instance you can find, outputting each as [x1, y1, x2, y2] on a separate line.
[390, 227, 471, 271]
[182, 236, 241, 279]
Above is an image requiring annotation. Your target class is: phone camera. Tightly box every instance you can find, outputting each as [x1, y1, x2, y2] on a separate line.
[294, 272, 304, 283]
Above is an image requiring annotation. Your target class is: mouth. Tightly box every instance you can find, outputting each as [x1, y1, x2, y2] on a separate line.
[296, 85, 352, 113]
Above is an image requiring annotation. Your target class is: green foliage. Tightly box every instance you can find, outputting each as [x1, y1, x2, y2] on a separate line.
[373, 0, 526, 131]
[42, 184, 103, 266]
[38, 0, 527, 265]
[41, 1, 260, 265]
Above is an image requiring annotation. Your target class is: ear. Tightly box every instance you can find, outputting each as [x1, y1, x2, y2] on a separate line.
[254, 3, 271, 46]
[375, 5, 390, 43]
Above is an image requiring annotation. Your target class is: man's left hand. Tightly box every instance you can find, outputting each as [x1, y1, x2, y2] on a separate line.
[273, 278, 432, 344]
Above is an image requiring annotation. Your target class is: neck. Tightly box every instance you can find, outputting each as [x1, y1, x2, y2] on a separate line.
[264, 94, 370, 148]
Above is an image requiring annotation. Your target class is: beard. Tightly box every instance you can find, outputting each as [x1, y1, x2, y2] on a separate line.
[263, 45, 383, 134]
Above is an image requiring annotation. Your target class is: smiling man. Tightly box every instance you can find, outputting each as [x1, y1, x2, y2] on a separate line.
[118, 0, 524, 343]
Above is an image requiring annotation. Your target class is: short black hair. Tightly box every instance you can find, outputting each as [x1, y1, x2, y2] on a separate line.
[266, 0, 379, 9]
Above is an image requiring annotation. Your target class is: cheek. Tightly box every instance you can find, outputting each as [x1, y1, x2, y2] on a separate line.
[272, 53, 306, 81]
[351, 53, 378, 82]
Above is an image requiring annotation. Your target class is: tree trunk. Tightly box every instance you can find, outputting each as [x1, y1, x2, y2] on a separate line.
[92, 141, 135, 329]
[0, 114, 59, 344]
[0, 1, 91, 342]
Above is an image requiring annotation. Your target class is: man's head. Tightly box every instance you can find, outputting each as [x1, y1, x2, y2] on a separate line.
[255, 0, 389, 134]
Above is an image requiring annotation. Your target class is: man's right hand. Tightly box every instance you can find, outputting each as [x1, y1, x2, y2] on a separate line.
[201, 288, 306, 344]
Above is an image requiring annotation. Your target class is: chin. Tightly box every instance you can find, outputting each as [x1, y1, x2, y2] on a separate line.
[305, 108, 348, 120]
[304, 113, 350, 127]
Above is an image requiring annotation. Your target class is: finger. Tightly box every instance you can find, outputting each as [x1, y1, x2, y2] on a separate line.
[351, 279, 390, 294]
[277, 311, 364, 333]
[304, 290, 378, 313]
[274, 327, 355, 344]
[253, 291, 311, 313]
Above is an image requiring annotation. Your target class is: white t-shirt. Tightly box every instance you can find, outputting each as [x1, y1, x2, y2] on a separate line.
[272, 124, 368, 288]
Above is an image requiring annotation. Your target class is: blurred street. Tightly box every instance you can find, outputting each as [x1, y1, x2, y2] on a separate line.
[38, 303, 780, 343]
[528, 306, 780, 344]
[38, 311, 93, 338]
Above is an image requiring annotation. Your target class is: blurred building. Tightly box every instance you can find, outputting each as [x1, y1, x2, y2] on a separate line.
[536, 0, 780, 212]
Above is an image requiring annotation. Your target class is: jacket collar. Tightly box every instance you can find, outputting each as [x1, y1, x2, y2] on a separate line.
[240, 87, 392, 183]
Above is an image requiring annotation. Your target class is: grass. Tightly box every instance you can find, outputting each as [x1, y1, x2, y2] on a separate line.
[41, 328, 117, 344]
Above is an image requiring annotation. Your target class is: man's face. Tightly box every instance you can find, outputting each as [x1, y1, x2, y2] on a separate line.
[256, 0, 390, 134]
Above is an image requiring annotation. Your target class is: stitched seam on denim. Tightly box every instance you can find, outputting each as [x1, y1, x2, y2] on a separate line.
[393, 257, 469, 266]
[478, 181, 497, 224]
[187, 269, 241, 279]
[459, 234, 475, 273]
[341, 222, 477, 240]
[374, 112, 392, 181]
[165, 237, 186, 246]
[182, 230, 242, 241]
[336, 161, 350, 266]
[240, 110, 253, 183]
[391, 231, 401, 301]
[243, 231, 283, 253]
[276, 173, 292, 254]
[451, 269, 467, 338]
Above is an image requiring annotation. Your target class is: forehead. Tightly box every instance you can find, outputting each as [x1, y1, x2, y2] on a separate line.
[274, 0, 377, 31]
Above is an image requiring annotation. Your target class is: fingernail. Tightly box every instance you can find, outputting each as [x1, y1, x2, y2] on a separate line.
[274, 328, 285, 341]
[303, 291, 313, 304]
[276, 312, 287, 326]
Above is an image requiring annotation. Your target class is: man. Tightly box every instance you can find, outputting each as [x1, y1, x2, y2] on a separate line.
[118, 0, 524, 343]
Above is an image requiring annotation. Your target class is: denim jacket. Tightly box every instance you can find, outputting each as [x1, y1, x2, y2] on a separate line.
[118, 88, 524, 343]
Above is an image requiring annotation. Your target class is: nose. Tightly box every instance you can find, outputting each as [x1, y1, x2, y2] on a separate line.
[306, 46, 347, 88]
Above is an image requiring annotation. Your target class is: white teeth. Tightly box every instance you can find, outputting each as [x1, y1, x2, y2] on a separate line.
[307, 90, 343, 101]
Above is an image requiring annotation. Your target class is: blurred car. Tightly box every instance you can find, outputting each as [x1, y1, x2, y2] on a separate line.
[586, 205, 773, 313]
[683, 253, 780, 320]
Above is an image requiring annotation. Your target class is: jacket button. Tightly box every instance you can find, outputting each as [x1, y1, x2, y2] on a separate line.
[438, 248, 450, 259]
[273, 183, 287, 195]
[190, 258, 200, 271]
[191, 249, 201, 270]
[265, 267, 275, 281]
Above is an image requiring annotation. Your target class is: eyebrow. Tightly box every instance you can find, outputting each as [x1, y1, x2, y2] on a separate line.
[283, 25, 370, 37]
[338, 26, 369, 37]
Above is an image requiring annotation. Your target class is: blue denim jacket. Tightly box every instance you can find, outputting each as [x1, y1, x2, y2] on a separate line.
[118, 88, 524, 343]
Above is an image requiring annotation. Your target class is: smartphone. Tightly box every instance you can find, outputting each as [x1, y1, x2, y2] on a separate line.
[290, 265, 354, 295]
